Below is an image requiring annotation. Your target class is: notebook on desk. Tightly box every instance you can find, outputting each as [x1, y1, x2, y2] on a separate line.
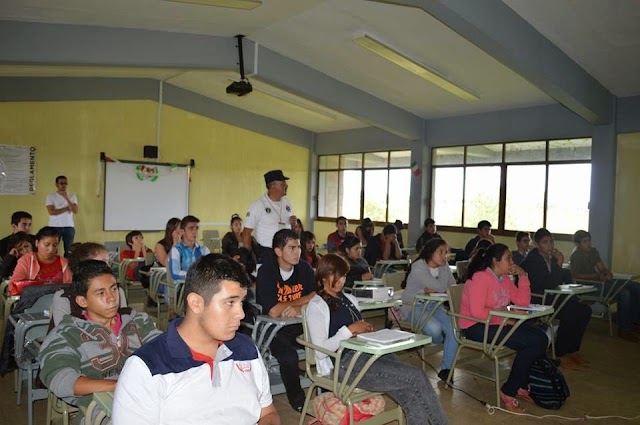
[356, 329, 414, 345]
[507, 304, 553, 312]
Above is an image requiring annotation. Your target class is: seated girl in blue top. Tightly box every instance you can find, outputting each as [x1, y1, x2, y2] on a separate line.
[306, 254, 450, 425]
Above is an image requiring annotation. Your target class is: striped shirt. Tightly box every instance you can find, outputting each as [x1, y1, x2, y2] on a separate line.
[168, 241, 210, 281]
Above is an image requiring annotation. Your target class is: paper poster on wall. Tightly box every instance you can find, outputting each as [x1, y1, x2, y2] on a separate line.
[0, 144, 37, 195]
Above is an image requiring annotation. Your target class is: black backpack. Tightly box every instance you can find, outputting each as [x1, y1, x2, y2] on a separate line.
[528, 357, 570, 409]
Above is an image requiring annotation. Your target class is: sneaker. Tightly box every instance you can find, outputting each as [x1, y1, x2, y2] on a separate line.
[500, 391, 525, 413]
[437, 369, 452, 382]
[517, 387, 533, 402]
[290, 396, 305, 413]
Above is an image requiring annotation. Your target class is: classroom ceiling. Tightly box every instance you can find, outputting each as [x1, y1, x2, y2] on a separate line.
[1, 0, 638, 134]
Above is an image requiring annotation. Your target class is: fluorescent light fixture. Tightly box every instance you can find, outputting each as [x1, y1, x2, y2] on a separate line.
[354, 34, 478, 101]
[164, 0, 261, 10]
[227, 79, 338, 120]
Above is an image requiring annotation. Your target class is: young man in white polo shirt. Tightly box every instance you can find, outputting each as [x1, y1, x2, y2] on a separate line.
[243, 170, 296, 263]
[112, 254, 280, 425]
[45, 175, 78, 257]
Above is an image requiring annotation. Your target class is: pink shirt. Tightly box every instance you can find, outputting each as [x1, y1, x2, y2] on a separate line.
[459, 268, 531, 329]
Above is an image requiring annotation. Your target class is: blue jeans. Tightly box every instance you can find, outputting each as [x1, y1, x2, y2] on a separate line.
[412, 302, 457, 370]
[339, 350, 450, 425]
[56, 226, 75, 258]
[463, 323, 547, 397]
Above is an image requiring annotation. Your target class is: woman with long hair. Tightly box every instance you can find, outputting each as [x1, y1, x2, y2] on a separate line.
[300, 230, 320, 269]
[11, 226, 72, 285]
[355, 218, 373, 245]
[459, 243, 547, 413]
[400, 238, 458, 381]
[306, 254, 450, 425]
[154, 218, 182, 267]
[338, 235, 373, 288]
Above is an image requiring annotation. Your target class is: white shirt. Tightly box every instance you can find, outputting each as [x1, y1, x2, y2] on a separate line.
[244, 194, 294, 247]
[45, 192, 77, 227]
[306, 293, 360, 376]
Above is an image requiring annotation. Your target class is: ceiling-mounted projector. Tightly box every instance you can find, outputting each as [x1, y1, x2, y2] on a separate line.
[226, 79, 253, 96]
[227, 34, 253, 96]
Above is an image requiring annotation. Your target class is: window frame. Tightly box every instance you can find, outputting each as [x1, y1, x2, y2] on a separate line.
[316, 150, 412, 224]
[430, 138, 591, 239]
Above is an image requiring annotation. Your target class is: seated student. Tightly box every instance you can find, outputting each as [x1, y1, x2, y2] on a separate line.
[301, 230, 321, 269]
[363, 223, 404, 266]
[51, 243, 128, 327]
[415, 218, 442, 255]
[326, 216, 355, 253]
[464, 220, 495, 256]
[39, 260, 161, 416]
[394, 219, 405, 248]
[400, 238, 458, 382]
[0, 232, 33, 279]
[168, 215, 210, 282]
[154, 217, 182, 267]
[10, 226, 72, 285]
[570, 230, 638, 342]
[222, 213, 258, 255]
[338, 236, 373, 288]
[460, 244, 547, 413]
[256, 229, 315, 412]
[0, 211, 32, 259]
[120, 230, 152, 283]
[112, 254, 279, 425]
[521, 228, 592, 369]
[512, 231, 531, 265]
[306, 254, 450, 425]
[469, 238, 493, 261]
[294, 218, 304, 236]
[355, 217, 373, 246]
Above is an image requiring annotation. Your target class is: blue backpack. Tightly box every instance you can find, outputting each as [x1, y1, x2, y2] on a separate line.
[528, 357, 570, 409]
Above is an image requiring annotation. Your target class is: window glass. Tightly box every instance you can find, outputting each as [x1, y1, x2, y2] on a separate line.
[318, 171, 338, 217]
[340, 153, 362, 169]
[463, 166, 500, 227]
[364, 152, 388, 168]
[505, 165, 546, 231]
[431, 167, 463, 226]
[549, 138, 591, 161]
[432, 147, 464, 166]
[319, 155, 339, 169]
[363, 170, 388, 222]
[546, 164, 591, 234]
[466, 144, 502, 164]
[389, 150, 412, 168]
[505, 141, 546, 163]
[339, 170, 362, 220]
[388, 169, 411, 223]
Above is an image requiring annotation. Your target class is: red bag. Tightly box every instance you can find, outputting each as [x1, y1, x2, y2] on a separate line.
[310, 392, 385, 425]
[9, 280, 44, 296]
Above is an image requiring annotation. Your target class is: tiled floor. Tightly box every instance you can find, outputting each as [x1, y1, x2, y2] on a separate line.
[1, 294, 639, 425]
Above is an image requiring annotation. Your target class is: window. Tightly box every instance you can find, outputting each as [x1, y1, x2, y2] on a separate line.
[431, 138, 591, 235]
[318, 150, 411, 223]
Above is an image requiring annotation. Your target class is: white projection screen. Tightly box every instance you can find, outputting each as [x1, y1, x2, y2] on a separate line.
[103, 161, 189, 231]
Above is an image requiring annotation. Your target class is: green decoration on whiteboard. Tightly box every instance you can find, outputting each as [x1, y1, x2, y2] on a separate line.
[135, 164, 159, 182]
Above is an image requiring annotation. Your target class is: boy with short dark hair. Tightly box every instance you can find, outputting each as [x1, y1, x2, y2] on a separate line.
[415, 217, 441, 254]
[512, 231, 531, 265]
[113, 254, 280, 425]
[39, 260, 160, 414]
[326, 216, 355, 253]
[256, 229, 315, 412]
[464, 220, 495, 255]
[570, 230, 638, 342]
[364, 223, 403, 266]
[0, 210, 32, 258]
[168, 215, 210, 282]
[120, 230, 152, 281]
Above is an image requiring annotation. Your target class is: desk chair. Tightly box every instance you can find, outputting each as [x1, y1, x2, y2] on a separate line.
[147, 268, 168, 325]
[202, 230, 222, 253]
[574, 276, 639, 337]
[157, 271, 184, 330]
[382, 271, 405, 292]
[445, 285, 517, 407]
[46, 392, 79, 425]
[455, 261, 469, 283]
[295, 305, 405, 425]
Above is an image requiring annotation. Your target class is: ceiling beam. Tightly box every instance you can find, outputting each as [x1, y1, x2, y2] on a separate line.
[371, 0, 615, 125]
[0, 20, 422, 139]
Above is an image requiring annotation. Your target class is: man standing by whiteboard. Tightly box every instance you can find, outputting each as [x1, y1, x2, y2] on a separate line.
[243, 170, 296, 263]
[45, 175, 78, 257]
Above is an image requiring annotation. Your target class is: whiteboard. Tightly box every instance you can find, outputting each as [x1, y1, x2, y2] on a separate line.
[104, 162, 189, 231]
